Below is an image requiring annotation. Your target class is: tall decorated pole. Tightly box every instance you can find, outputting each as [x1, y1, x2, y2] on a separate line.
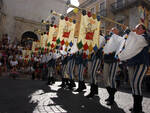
[78, 10, 101, 52]
[57, 15, 76, 50]
[39, 33, 48, 53]
[47, 24, 59, 51]
[50, 10, 77, 53]
[22, 49, 32, 63]
[32, 41, 40, 53]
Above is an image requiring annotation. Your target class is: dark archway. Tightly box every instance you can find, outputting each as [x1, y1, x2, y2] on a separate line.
[21, 31, 38, 48]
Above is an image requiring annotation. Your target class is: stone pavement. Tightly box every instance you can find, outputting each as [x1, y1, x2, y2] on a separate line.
[0, 77, 150, 113]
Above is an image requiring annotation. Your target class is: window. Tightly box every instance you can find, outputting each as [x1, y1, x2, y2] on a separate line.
[117, 0, 123, 8]
[99, 2, 106, 16]
[100, 2, 105, 11]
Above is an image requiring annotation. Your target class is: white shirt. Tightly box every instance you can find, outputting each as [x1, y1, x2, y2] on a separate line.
[53, 50, 61, 60]
[118, 32, 148, 61]
[103, 34, 124, 54]
[34, 57, 41, 62]
[10, 60, 18, 66]
[46, 52, 53, 62]
[41, 54, 47, 63]
[19, 55, 23, 60]
[26, 66, 35, 72]
[99, 35, 106, 48]
[70, 39, 78, 54]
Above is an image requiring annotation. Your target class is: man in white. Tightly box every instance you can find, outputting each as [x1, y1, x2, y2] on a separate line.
[117, 24, 149, 113]
[103, 27, 124, 105]
[86, 35, 106, 98]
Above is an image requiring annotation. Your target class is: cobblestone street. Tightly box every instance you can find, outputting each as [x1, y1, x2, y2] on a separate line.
[0, 77, 150, 113]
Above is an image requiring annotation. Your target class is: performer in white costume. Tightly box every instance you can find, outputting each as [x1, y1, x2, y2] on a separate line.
[103, 27, 124, 105]
[117, 24, 150, 113]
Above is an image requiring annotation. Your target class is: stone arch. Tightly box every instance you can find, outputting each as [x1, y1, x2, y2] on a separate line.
[21, 31, 38, 47]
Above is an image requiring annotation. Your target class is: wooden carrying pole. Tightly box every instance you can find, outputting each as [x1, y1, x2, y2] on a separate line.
[50, 10, 77, 21]
[50, 10, 111, 34]
[50, 10, 62, 17]
[68, 4, 127, 27]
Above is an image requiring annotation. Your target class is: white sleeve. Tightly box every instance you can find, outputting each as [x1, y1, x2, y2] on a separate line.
[99, 35, 106, 48]
[103, 34, 116, 54]
[118, 32, 148, 61]
[115, 34, 127, 56]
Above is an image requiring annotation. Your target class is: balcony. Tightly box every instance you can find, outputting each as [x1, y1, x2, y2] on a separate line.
[110, 0, 147, 14]
[97, 9, 107, 17]
[79, 0, 97, 8]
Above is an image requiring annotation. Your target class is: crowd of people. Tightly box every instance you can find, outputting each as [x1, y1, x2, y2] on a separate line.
[0, 34, 63, 80]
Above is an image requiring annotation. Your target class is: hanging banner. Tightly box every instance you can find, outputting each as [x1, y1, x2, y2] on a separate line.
[22, 50, 31, 61]
[48, 25, 59, 49]
[40, 33, 48, 48]
[78, 11, 100, 49]
[32, 41, 40, 52]
[57, 17, 76, 45]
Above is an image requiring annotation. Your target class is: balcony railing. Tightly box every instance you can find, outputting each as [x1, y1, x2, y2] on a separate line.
[97, 9, 107, 17]
[80, 0, 97, 8]
[111, 0, 138, 13]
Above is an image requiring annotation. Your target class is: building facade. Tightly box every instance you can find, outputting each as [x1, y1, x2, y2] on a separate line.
[0, 0, 6, 37]
[69, 0, 150, 35]
[0, 0, 68, 43]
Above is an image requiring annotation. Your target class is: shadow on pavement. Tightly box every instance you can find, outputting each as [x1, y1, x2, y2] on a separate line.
[0, 78, 50, 113]
[50, 86, 126, 113]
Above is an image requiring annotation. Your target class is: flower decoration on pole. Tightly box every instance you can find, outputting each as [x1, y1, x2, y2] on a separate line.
[73, 20, 76, 24]
[73, 8, 79, 14]
[54, 25, 57, 28]
[65, 17, 69, 21]
[87, 12, 92, 17]
[69, 18, 72, 22]
[92, 14, 97, 19]
[60, 15, 64, 20]
[97, 16, 101, 21]
[82, 10, 86, 16]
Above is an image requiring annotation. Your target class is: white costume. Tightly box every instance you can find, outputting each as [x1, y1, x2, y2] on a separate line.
[103, 34, 124, 54]
[118, 32, 148, 61]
